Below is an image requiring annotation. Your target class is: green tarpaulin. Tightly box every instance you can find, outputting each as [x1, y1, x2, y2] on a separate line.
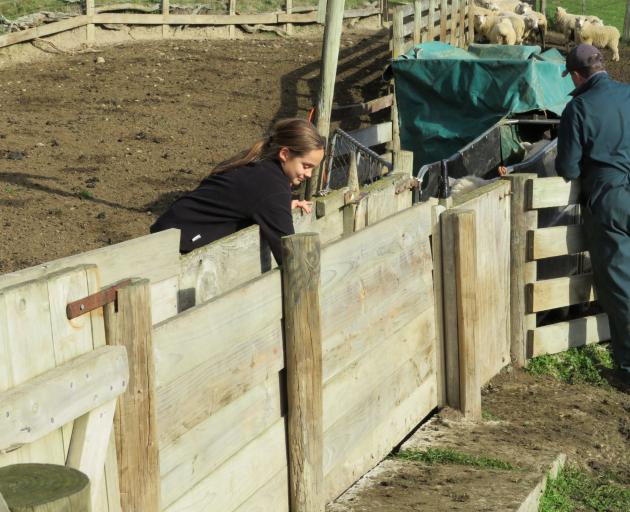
[391, 42, 574, 169]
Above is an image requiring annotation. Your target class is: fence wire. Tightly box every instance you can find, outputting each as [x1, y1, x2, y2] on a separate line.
[321, 128, 393, 193]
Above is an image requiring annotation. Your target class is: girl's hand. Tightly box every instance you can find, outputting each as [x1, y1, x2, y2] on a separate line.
[291, 199, 313, 214]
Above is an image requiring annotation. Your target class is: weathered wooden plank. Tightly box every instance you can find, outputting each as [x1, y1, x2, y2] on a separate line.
[163, 419, 287, 512]
[528, 224, 587, 260]
[159, 376, 282, 508]
[323, 307, 435, 432]
[431, 204, 447, 406]
[0, 16, 89, 49]
[427, 0, 436, 39]
[348, 122, 393, 148]
[67, 399, 118, 510]
[528, 177, 581, 209]
[452, 210, 481, 420]
[503, 174, 538, 367]
[324, 372, 436, 500]
[93, 13, 279, 24]
[104, 280, 160, 512]
[529, 313, 610, 357]
[439, 0, 448, 41]
[397, 3, 414, 17]
[0, 346, 127, 453]
[155, 275, 283, 446]
[331, 95, 393, 118]
[0, 279, 64, 467]
[282, 234, 324, 512]
[232, 468, 289, 512]
[154, 270, 281, 388]
[150, 276, 179, 325]
[0, 229, 180, 290]
[528, 274, 595, 313]
[277, 6, 379, 22]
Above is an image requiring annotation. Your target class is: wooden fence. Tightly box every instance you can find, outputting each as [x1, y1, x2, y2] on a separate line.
[0, 1, 381, 50]
[507, 175, 609, 361]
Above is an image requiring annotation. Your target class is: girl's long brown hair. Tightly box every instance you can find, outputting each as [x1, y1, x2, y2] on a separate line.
[210, 118, 326, 175]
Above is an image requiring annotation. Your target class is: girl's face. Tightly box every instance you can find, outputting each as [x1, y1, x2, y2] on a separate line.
[278, 147, 325, 187]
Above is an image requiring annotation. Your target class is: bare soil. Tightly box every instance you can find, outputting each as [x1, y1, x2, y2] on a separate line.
[0, 29, 389, 273]
[329, 368, 630, 511]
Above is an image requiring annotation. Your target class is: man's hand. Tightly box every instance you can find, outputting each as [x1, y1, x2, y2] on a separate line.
[291, 199, 313, 214]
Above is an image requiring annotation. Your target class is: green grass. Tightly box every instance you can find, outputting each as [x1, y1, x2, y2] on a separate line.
[77, 190, 93, 199]
[482, 410, 501, 421]
[543, 0, 626, 34]
[540, 465, 630, 512]
[526, 343, 614, 387]
[394, 447, 518, 471]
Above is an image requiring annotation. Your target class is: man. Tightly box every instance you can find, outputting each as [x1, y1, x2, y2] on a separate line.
[555, 44, 630, 388]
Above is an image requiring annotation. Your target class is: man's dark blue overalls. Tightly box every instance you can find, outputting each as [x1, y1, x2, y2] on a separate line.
[556, 51, 630, 379]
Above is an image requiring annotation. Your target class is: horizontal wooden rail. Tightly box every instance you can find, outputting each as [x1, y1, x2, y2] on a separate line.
[528, 224, 587, 260]
[529, 313, 610, 357]
[0, 15, 88, 49]
[528, 273, 595, 313]
[331, 94, 393, 119]
[527, 177, 581, 209]
[0, 346, 128, 453]
[348, 121, 393, 148]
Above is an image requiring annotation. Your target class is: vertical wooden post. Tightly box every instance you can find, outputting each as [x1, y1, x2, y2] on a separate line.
[104, 279, 160, 512]
[85, 0, 95, 45]
[432, 204, 448, 407]
[503, 174, 538, 366]
[450, 0, 459, 46]
[540, 0, 546, 18]
[162, 0, 169, 38]
[439, 0, 448, 42]
[229, 0, 236, 39]
[391, 7, 404, 153]
[452, 209, 481, 420]
[310, 0, 345, 198]
[281, 234, 324, 512]
[393, 149, 414, 175]
[624, 0, 630, 40]
[413, 0, 422, 44]
[427, 0, 436, 41]
[467, 0, 475, 45]
[285, 0, 294, 36]
[459, 0, 467, 47]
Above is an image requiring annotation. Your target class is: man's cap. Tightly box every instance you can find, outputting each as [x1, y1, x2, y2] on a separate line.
[562, 44, 603, 77]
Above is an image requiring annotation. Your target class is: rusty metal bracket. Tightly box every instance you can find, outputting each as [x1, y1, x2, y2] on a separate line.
[66, 279, 131, 320]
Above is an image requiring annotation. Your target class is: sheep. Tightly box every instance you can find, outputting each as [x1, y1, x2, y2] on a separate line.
[575, 18, 620, 61]
[488, 18, 518, 44]
[555, 6, 603, 44]
[500, 13, 526, 43]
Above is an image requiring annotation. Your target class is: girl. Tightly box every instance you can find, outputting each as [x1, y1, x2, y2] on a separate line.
[150, 118, 325, 265]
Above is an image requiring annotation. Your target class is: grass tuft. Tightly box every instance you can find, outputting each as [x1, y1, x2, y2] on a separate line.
[394, 447, 518, 471]
[526, 343, 613, 387]
[540, 465, 630, 512]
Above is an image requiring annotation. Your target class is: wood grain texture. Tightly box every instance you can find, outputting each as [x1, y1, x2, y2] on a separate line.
[528, 177, 581, 209]
[0, 346, 127, 453]
[281, 234, 324, 512]
[104, 280, 160, 512]
[503, 174, 538, 366]
[452, 210, 481, 420]
[529, 313, 610, 357]
[528, 274, 595, 313]
[159, 376, 282, 508]
[232, 468, 289, 512]
[431, 204, 447, 406]
[528, 224, 586, 260]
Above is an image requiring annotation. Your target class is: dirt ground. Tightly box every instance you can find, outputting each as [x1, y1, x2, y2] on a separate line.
[0, 28, 389, 273]
[328, 368, 630, 511]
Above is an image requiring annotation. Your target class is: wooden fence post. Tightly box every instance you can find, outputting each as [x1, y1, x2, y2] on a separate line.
[459, 0, 467, 47]
[281, 234, 324, 512]
[285, 0, 294, 35]
[229, 0, 236, 38]
[450, 0, 459, 46]
[432, 204, 448, 407]
[104, 279, 160, 512]
[391, 7, 404, 153]
[452, 210, 481, 419]
[503, 174, 538, 366]
[540, 0, 546, 18]
[162, 0, 169, 38]
[624, 0, 630, 41]
[413, 0, 422, 44]
[467, 0, 475, 45]
[441, 209, 481, 418]
[439, 0, 448, 42]
[311, 0, 345, 197]
[427, 0, 436, 40]
[393, 149, 414, 175]
[85, 0, 95, 44]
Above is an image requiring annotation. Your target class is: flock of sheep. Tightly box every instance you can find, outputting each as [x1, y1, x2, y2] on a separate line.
[473, 0, 620, 61]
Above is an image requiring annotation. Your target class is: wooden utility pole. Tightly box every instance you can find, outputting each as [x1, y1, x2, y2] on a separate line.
[310, 0, 345, 197]
[624, 0, 630, 40]
[104, 280, 160, 512]
[281, 233, 324, 512]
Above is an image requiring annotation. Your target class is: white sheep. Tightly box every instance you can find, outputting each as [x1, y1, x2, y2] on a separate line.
[575, 18, 620, 61]
[500, 13, 526, 43]
[489, 18, 518, 44]
[555, 6, 603, 44]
